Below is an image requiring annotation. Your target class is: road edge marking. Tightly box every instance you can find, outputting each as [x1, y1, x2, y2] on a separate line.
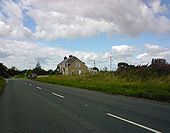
[36, 86, 42, 90]
[52, 92, 64, 98]
[106, 113, 162, 133]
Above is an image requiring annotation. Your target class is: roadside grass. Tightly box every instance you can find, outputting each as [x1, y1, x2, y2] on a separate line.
[0, 76, 6, 94]
[13, 74, 26, 79]
[35, 73, 170, 102]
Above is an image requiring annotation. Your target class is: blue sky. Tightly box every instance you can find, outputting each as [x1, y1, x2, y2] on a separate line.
[0, 0, 170, 70]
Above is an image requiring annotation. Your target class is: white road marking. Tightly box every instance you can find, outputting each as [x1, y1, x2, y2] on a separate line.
[84, 104, 88, 107]
[52, 92, 64, 98]
[36, 86, 42, 90]
[6, 79, 8, 83]
[106, 113, 162, 133]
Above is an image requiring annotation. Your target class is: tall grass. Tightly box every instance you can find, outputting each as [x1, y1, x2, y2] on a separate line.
[0, 77, 6, 93]
[36, 72, 170, 102]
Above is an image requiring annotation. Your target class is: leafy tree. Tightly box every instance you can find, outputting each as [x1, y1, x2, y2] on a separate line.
[32, 62, 49, 75]
[33, 62, 42, 74]
[0, 63, 9, 78]
[25, 69, 33, 78]
[151, 58, 168, 65]
[118, 62, 129, 69]
[35, 62, 41, 69]
[93, 67, 99, 71]
[8, 66, 20, 77]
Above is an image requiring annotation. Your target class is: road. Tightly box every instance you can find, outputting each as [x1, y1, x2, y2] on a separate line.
[0, 79, 170, 133]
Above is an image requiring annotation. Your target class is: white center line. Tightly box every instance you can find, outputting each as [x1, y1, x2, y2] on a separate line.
[52, 92, 64, 98]
[36, 86, 42, 90]
[106, 113, 162, 133]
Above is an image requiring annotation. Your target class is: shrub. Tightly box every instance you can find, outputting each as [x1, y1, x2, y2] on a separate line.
[0, 76, 6, 93]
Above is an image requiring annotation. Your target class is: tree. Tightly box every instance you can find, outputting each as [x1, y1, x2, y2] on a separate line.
[25, 69, 33, 78]
[33, 62, 42, 74]
[32, 62, 48, 75]
[93, 67, 99, 71]
[0, 63, 9, 78]
[7, 66, 20, 77]
[35, 62, 41, 70]
[151, 58, 168, 65]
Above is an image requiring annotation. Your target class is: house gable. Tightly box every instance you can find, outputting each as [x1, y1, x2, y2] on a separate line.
[57, 55, 88, 75]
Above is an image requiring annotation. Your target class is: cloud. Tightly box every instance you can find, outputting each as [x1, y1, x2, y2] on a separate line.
[0, 40, 99, 69]
[149, 0, 167, 13]
[29, 10, 115, 40]
[0, 0, 33, 39]
[110, 45, 136, 63]
[0, 21, 10, 36]
[0, 0, 170, 40]
[0, 48, 13, 58]
[0, 40, 170, 70]
[137, 44, 170, 64]
[23, 0, 170, 39]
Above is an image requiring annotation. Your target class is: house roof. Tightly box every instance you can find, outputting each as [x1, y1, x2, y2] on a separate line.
[58, 56, 85, 66]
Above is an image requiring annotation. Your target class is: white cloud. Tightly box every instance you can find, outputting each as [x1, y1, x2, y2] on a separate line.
[137, 43, 170, 64]
[0, 40, 170, 70]
[112, 45, 134, 52]
[137, 52, 148, 59]
[0, 40, 99, 70]
[28, 10, 115, 40]
[0, 0, 33, 39]
[24, 0, 170, 38]
[0, 21, 10, 36]
[111, 45, 135, 60]
[149, 0, 167, 13]
[0, 0, 170, 70]
[0, 0, 169, 40]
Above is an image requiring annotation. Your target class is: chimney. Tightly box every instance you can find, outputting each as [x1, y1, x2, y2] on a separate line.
[64, 56, 67, 60]
[69, 55, 73, 58]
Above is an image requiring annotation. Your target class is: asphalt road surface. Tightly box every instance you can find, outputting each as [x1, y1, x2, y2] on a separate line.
[0, 79, 170, 133]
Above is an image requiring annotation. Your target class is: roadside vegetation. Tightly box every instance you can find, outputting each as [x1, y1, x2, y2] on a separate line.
[36, 58, 170, 102]
[0, 77, 6, 94]
[0, 62, 55, 79]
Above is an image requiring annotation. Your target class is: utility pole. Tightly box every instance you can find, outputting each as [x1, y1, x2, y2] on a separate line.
[94, 60, 96, 67]
[109, 56, 112, 71]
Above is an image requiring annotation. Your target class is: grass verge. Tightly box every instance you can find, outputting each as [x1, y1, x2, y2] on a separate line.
[35, 73, 170, 102]
[0, 77, 6, 94]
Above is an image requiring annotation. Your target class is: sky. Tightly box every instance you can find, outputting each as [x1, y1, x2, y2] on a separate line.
[0, 0, 170, 70]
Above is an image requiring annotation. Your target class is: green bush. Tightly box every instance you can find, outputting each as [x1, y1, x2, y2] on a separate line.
[0, 76, 6, 93]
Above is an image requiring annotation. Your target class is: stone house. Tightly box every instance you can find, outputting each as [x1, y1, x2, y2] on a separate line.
[57, 55, 88, 75]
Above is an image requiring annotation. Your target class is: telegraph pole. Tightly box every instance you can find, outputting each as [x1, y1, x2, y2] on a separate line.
[109, 56, 112, 71]
[94, 60, 96, 67]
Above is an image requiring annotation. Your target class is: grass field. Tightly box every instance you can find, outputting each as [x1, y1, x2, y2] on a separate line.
[35, 72, 170, 102]
[0, 77, 6, 93]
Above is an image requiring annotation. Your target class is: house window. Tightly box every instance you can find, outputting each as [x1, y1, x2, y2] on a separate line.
[75, 62, 80, 67]
[77, 70, 82, 75]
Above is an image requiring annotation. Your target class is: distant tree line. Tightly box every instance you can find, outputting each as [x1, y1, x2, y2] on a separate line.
[0, 62, 57, 78]
[1, 58, 170, 79]
[116, 58, 170, 80]
[0, 63, 24, 78]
